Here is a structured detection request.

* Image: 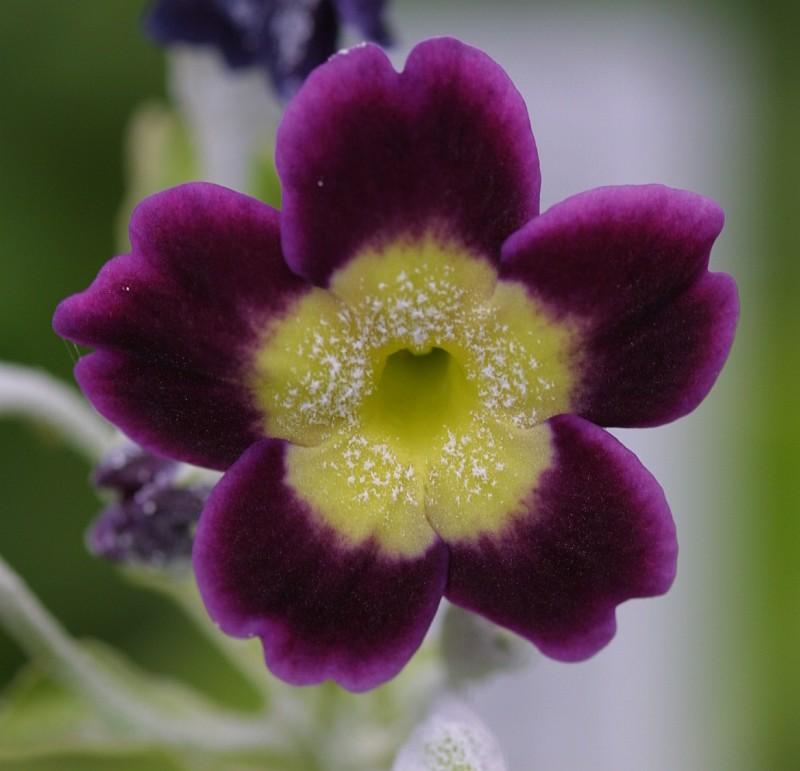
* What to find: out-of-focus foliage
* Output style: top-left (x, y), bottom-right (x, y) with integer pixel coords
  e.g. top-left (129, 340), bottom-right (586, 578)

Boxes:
top-left (747, 5), bottom-right (800, 768)
top-left (0, 2), bottom-right (268, 720)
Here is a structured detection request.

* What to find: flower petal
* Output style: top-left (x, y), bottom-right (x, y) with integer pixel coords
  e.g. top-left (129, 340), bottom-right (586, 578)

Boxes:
top-left (53, 183), bottom-right (307, 469)
top-left (193, 439), bottom-right (449, 691)
top-left (277, 37), bottom-right (540, 285)
top-left (73, 351), bottom-right (260, 470)
top-left (445, 414), bottom-right (676, 661)
top-left (501, 185), bottom-right (738, 427)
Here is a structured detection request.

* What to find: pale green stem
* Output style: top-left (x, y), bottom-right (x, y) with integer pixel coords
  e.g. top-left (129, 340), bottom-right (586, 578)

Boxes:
top-left (141, 570), bottom-right (316, 736)
top-left (126, 569), bottom-right (275, 699)
top-left (0, 553), bottom-right (295, 755)
top-left (144, 568), bottom-right (437, 770)
top-left (0, 363), bottom-right (114, 462)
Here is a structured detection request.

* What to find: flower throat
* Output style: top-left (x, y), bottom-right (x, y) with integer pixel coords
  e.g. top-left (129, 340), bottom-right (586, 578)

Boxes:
top-left (360, 347), bottom-right (477, 452)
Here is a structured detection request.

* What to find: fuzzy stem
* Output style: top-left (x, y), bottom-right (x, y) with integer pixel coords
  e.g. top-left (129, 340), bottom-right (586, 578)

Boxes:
top-left (0, 553), bottom-right (294, 755)
top-left (126, 569), bottom-right (275, 698)
top-left (0, 363), bottom-right (114, 462)
top-left (130, 568), bottom-right (316, 738)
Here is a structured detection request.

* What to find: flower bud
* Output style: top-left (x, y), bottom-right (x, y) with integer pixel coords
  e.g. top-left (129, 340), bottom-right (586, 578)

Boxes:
top-left (92, 444), bottom-right (176, 495)
top-left (392, 696), bottom-right (507, 771)
top-left (441, 603), bottom-right (533, 685)
top-left (87, 482), bottom-right (209, 566)
top-left (88, 444), bottom-right (209, 566)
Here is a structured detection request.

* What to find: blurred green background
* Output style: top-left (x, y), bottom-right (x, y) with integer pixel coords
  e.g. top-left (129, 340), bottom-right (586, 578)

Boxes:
top-left (0, 0), bottom-right (263, 746)
top-left (1, 1), bottom-right (798, 769)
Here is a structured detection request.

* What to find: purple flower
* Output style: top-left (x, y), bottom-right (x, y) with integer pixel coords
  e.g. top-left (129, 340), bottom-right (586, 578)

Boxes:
top-left (54, 38), bottom-right (738, 691)
top-left (88, 445), bottom-right (209, 565)
top-left (145, 0), bottom-right (392, 98)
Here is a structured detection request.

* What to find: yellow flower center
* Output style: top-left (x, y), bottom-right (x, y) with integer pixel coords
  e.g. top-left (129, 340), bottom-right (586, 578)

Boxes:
top-left (361, 347), bottom-right (476, 454)
top-left (249, 235), bottom-right (580, 555)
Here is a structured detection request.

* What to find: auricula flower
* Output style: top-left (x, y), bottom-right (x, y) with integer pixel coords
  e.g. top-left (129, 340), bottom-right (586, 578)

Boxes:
top-left (145, 0), bottom-right (392, 98)
top-left (54, 38), bottom-right (738, 691)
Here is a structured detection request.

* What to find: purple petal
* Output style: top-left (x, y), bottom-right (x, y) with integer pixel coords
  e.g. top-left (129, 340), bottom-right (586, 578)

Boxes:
top-left (74, 351), bottom-right (264, 470)
top-left (193, 439), bottom-right (449, 691)
top-left (446, 414), bottom-right (677, 662)
top-left (277, 37), bottom-right (540, 286)
top-left (54, 183), bottom-right (308, 469)
top-left (501, 185), bottom-right (738, 427)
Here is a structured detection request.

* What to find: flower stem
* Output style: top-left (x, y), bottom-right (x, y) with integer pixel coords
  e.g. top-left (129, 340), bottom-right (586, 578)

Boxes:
top-left (0, 553), bottom-right (294, 755)
top-left (0, 363), bottom-right (114, 462)
top-left (127, 567), bottom-right (315, 737)
top-left (126, 568), bottom-right (274, 695)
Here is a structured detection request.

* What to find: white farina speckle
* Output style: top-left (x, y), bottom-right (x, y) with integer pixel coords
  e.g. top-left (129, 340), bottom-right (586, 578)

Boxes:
top-left (270, 263), bottom-right (561, 499)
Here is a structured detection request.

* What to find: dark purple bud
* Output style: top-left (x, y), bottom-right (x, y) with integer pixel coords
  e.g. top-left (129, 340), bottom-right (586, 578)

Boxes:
top-left (87, 482), bottom-right (210, 566)
top-left (92, 444), bottom-right (177, 497)
top-left (146, 0), bottom-right (264, 69)
top-left (144, 0), bottom-right (393, 99)
top-left (331, 0), bottom-right (392, 46)
top-left (258, 0), bottom-right (339, 100)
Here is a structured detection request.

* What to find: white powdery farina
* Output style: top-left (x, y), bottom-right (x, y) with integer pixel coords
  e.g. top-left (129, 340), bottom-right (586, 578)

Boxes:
top-left (321, 434), bottom-right (418, 505)
top-left (278, 263), bottom-right (558, 440)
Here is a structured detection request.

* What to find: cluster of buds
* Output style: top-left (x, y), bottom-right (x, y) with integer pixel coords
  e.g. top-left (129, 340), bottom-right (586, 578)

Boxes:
top-left (87, 444), bottom-right (211, 566)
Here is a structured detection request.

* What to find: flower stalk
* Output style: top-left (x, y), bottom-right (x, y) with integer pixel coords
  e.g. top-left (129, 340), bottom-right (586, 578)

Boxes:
top-left (0, 362), bottom-right (115, 462)
top-left (0, 552), bottom-right (295, 755)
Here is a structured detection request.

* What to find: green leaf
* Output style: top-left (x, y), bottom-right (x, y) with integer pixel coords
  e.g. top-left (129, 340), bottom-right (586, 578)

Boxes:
top-left (249, 143), bottom-right (282, 209)
top-left (0, 638), bottom-right (298, 765)
top-left (0, 753), bottom-right (186, 771)
top-left (0, 665), bottom-right (152, 760)
top-left (0, 659), bottom-right (303, 770)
